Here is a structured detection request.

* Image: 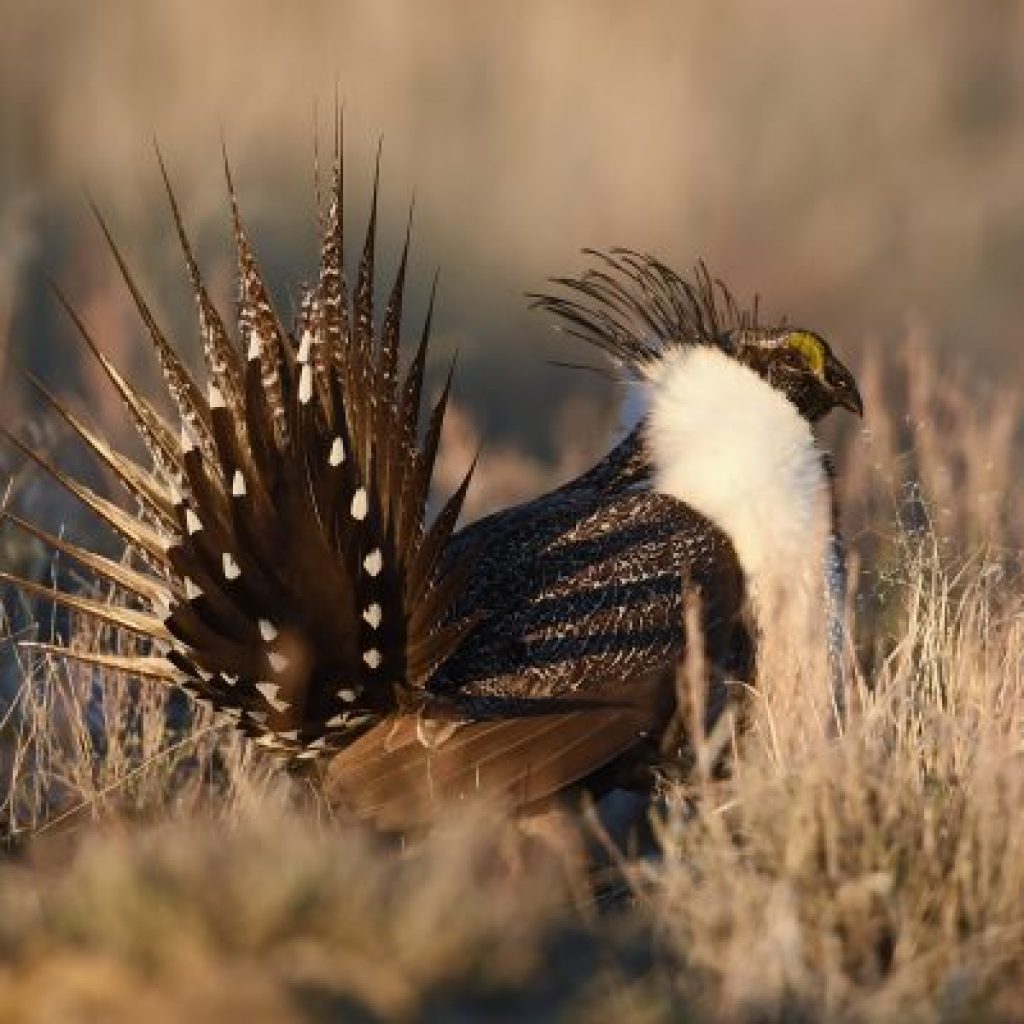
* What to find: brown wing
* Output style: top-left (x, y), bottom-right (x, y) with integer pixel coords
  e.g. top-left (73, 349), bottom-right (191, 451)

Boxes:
top-left (321, 669), bottom-right (673, 830)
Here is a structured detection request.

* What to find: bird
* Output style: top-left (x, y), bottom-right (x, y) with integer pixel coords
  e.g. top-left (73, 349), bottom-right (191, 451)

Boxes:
top-left (1, 134), bottom-right (863, 831)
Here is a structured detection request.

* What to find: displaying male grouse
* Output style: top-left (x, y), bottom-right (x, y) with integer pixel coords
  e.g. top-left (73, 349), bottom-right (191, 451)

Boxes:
top-left (1, 136), bottom-right (862, 829)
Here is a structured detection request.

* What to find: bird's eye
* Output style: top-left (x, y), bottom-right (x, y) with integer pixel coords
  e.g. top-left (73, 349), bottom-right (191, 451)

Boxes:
top-left (785, 331), bottom-right (826, 378)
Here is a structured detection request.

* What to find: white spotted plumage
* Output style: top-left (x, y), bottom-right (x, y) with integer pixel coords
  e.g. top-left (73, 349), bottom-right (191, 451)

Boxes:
top-left (298, 363), bottom-right (313, 404)
top-left (185, 507), bottom-right (203, 535)
top-left (256, 680), bottom-right (289, 712)
top-left (350, 488), bottom-right (368, 521)
top-left (328, 436), bottom-right (344, 466)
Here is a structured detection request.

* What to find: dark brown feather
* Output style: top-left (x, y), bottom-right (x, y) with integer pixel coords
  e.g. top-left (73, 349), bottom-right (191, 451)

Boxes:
top-left (20, 643), bottom-right (181, 682)
top-left (23, 373), bottom-right (176, 530)
top-left (90, 201), bottom-right (217, 464)
top-left (48, 282), bottom-right (183, 481)
top-left (323, 670), bottom-right (669, 830)
top-left (156, 145), bottom-right (246, 427)
top-left (1, 427), bottom-right (172, 568)
top-left (0, 571), bottom-right (171, 642)
top-left (2, 512), bottom-right (174, 607)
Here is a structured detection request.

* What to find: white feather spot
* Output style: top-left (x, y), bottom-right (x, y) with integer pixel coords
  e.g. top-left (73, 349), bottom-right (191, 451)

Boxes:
top-left (254, 733), bottom-right (278, 748)
top-left (328, 436), bottom-right (345, 466)
top-left (308, 736), bottom-right (327, 749)
top-left (232, 470), bottom-right (247, 497)
top-left (350, 487), bottom-right (368, 521)
top-left (208, 383), bottom-right (225, 409)
top-left (362, 648), bottom-right (382, 670)
top-left (296, 749), bottom-right (320, 761)
top-left (168, 480), bottom-right (184, 506)
top-left (185, 508), bottom-right (203, 536)
top-left (279, 729), bottom-right (299, 741)
top-left (298, 363), bottom-right (314, 405)
top-left (338, 687), bottom-right (358, 703)
top-left (222, 673), bottom-right (239, 686)
top-left (196, 667), bottom-right (213, 683)
top-left (180, 422), bottom-right (196, 454)
top-left (268, 651), bottom-right (289, 674)
top-left (326, 713), bottom-right (350, 728)
top-left (297, 329), bottom-right (313, 363)
top-left (362, 603), bottom-right (382, 629)
top-left (247, 330), bottom-right (262, 362)
top-left (184, 577), bottom-right (202, 601)
top-left (222, 553), bottom-right (241, 580)
top-left (256, 681), bottom-right (290, 713)
top-left (363, 548), bottom-right (382, 577)
top-left (153, 594), bottom-right (173, 623)
top-left (258, 619), bottom-right (278, 643)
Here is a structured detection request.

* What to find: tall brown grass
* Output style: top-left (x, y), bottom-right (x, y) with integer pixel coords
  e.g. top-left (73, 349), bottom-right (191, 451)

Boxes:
top-left (1, 340), bottom-right (1023, 1021)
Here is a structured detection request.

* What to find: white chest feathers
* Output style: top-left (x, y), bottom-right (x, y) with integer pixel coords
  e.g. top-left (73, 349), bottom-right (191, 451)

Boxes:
top-left (634, 346), bottom-right (831, 638)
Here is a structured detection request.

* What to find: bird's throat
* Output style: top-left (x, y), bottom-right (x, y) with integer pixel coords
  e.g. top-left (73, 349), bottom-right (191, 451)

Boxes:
top-left (636, 346), bottom-right (833, 659)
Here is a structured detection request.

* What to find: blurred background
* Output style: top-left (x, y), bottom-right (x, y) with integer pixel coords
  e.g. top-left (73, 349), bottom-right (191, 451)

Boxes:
top-left (1, 0), bottom-right (1023, 523)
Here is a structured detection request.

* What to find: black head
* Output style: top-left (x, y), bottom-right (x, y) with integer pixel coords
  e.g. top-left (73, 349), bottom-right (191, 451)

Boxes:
top-left (729, 328), bottom-right (863, 422)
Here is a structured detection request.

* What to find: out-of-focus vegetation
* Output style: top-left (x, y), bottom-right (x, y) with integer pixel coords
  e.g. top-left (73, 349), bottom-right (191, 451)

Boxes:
top-left (2, 1), bottom-right (1024, 456)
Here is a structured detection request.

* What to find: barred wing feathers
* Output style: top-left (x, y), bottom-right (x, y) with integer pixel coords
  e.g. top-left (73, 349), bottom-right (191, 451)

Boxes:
top-left (3, 145), bottom-right (477, 762)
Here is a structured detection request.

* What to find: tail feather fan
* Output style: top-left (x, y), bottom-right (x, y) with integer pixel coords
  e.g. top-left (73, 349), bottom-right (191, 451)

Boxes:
top-left (4, 138), bottom-right (478, 763)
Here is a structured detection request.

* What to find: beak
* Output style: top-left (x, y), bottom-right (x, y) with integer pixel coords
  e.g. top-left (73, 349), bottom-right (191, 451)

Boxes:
top-left (826, 354), bottom-right (863, 417)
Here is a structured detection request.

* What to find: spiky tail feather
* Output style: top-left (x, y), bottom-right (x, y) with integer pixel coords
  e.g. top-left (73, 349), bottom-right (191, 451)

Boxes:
top-left (4, 132), bottom-right (478, 763)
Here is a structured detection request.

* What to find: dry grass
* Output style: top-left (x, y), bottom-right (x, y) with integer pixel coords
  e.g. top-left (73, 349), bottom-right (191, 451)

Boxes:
top-left (1, 342), bottom-right (1023, 1021)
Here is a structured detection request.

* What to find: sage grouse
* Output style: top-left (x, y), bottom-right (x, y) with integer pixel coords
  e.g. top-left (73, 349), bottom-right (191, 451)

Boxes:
top-left (2, 142), bottom-right (862, 829)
